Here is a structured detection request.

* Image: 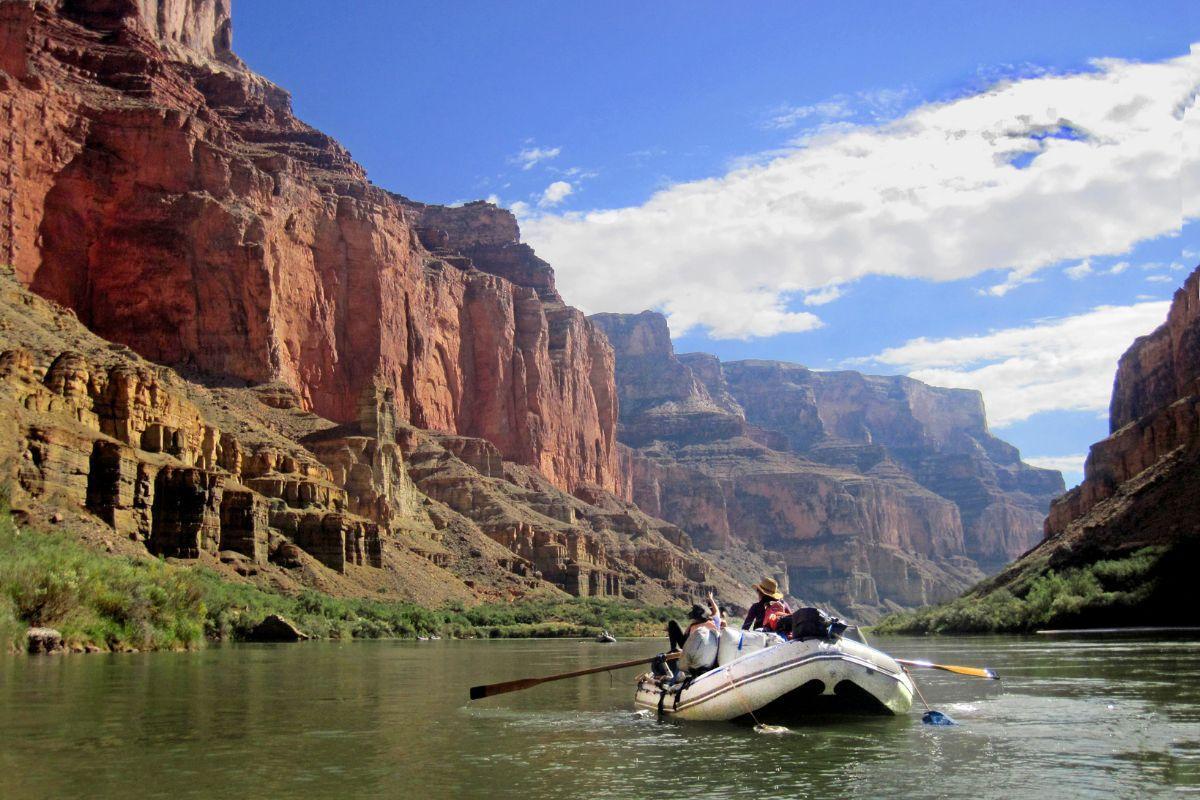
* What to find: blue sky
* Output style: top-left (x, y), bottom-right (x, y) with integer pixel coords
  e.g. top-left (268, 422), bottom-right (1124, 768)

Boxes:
top-left (233, 2), bottom-right (1200, 486)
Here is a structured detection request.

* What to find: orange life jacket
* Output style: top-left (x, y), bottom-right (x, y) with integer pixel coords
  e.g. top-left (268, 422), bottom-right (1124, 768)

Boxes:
top-left (762, 600), bottom-right (789, 631)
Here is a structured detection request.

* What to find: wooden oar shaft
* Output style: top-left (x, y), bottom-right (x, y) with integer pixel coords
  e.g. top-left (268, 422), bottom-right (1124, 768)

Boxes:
top-left (470, 652), bottom-right (679, 700)
top-left (895, 658), bottom-right (999, 680)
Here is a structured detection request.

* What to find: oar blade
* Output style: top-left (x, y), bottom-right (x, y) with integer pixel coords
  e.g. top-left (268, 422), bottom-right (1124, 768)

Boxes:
top-left (470, 677), bottom-right (541, 700)
top-left (896, 658), bottom-right (1000, 680)
top-left (950, 665), bottom-right (998, 680)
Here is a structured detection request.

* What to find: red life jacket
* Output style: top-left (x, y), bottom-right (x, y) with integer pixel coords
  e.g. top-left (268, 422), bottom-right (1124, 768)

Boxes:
top-left (762, 600), bottom-right (789, 631)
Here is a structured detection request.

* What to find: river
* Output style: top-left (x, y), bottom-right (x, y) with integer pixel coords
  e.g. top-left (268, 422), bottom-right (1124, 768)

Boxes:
top-left (1, 634), bottom-right (1197, 798)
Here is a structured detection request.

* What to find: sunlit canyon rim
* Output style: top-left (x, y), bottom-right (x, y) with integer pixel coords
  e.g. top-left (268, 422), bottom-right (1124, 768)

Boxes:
top-left (11, 0), bottom-right (1193, 627)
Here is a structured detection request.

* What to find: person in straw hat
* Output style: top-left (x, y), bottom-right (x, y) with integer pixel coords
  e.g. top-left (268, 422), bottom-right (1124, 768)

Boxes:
top-left (742, 577), bottom-right (791, 632)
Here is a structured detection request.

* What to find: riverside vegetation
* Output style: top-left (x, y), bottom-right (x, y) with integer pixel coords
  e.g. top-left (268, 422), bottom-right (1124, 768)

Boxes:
top-left (873, 544), bottom-right (1182, 634)
top-left (0, 506), bottom-right (678, 653)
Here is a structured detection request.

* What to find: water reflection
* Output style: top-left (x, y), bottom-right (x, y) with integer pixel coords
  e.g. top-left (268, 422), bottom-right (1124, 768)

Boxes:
top-left (0, 635), bottom-right (1197, 798)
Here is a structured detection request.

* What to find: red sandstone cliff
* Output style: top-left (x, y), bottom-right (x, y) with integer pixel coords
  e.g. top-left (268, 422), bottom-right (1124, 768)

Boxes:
top-left (0, 0), bottom-right (620, 497)
top-left (592, 311), bottom-right (1063, 620)
top-left (0, 0), bottom-right (756, 610)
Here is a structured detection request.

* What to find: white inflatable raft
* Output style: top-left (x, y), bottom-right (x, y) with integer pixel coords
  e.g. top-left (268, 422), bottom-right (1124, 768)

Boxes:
top-left (634, 629), bottom-right (914, 722)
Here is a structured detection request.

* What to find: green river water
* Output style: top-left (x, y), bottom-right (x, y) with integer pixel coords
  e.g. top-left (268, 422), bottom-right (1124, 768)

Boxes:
top-left (1, 634), bottom-right (1198, 799)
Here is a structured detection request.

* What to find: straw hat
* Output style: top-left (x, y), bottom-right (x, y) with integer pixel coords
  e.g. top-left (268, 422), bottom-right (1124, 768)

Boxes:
top-left (753, 577), bottom-right (784, 600)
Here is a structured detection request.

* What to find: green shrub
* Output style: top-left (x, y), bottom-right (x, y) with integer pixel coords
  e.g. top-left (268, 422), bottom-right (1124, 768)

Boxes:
top-left (874, 546), bottom-right (1171, 635)
top-left (0, 496), bottom-right (681, 651)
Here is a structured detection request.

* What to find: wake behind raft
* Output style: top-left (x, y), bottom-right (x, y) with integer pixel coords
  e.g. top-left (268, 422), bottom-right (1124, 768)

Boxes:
top-left (469, 615), bottom-right (998, 726)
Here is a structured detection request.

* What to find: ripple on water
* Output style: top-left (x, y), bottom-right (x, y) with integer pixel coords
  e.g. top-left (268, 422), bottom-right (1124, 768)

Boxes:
top-left (2, 636), bottom-right (1199, 799)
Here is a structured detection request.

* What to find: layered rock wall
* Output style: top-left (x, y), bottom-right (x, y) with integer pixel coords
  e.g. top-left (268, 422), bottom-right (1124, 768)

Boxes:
top-left (593, 311), bottom-right (1062, 619)
top-left (0, 267), bottom-right (736, 605)
top-left (717, 361), bottom-right (1062, 569)
top-left (0, 0), bottom-right (621, 497)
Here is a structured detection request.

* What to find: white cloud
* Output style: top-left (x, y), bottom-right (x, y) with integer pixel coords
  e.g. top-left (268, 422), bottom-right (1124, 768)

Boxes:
top-left (1107, 260), bottom-right (1130, 274)
top-left (512, 145), bottom-right (561, 171)
top-left (982, 268), bottom-right (1043, 296)
top-left (538, 180), bottom-right (574, 208)
top-left (509, 200), bottom-right (532, 219)
top-left (1024, 454), bottom-right (1087, 485)
top-left (766, 99), bottom-right (854, 129)
top-left (523, 47), bottom-right (1199, 339)
top-left (765, 87), bottom-right (915, 130)
top-left (855, 301), bottom-right (1170, 427)
top-left (1064, 259), bottom-right (1093, 279)
top-left (1146, 274), bottom-right (1176, 283)
top-left (802, 285), bottom-right (844, 306)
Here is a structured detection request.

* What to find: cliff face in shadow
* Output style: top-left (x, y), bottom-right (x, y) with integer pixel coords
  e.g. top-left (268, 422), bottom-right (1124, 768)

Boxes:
top-left (879, 266), bottom-right (1200, 634)
top-left (592, 311), bottom-right (1063, 621)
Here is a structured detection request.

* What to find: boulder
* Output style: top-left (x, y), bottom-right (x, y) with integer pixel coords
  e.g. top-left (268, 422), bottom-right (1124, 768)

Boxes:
top-left (246, 614), bottom-right (309, 643)
top-left (26, 627), bottom-right (64, 654)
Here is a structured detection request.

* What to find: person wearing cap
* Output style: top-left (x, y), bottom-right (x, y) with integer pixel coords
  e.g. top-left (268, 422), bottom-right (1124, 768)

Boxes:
top-left (742, 577), bottom-right (791, 632)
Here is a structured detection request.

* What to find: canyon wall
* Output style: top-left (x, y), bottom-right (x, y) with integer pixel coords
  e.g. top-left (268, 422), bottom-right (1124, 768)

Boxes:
top-left (957, 266), bottom-right (1199, 625)
top-left (0, 265), bottom-right (735, 606)
top-left (0, 0), bottom-right (752, 609)
top-left (1043, 266), bottom-right (1200, 542)
top-left (592, 311), bottom-right (1063, 620)
top-left (0, 0), bottom-right (621, 497)
top-left (0, 1), bottom-right (1075, 621)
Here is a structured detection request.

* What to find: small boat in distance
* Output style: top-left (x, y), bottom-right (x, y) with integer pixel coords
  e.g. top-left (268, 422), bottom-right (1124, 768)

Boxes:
top-left (635, 628), bottom-right (914, 722)
top-left (595, 630), bottom-right (617, 643)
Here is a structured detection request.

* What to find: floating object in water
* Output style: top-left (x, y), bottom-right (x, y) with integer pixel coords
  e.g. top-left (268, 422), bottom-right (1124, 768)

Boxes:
top-left (753, 723), bottom-right (791, 735)
top-left (922, 710), bottom-right (956, 726)
top-left (635, 630), bottom-right (915, 722)
top-left (596, 631), bottom-right (617, 643)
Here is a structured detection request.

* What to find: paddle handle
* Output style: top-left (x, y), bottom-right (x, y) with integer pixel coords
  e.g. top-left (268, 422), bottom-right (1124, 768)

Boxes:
top-left (470, 652), bottom-right (679, 700)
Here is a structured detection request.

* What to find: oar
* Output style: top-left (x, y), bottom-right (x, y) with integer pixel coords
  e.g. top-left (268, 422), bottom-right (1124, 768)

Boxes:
top-left (896, 658), bottom-right (999, 680)
top-left (469, 652), bottom-right (678, 700)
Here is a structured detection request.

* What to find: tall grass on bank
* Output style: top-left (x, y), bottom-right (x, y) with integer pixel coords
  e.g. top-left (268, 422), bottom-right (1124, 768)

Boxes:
top-left (873, 546), bottom-right (1168, 634)
top-left (0, 506), bottom-right (677, 652)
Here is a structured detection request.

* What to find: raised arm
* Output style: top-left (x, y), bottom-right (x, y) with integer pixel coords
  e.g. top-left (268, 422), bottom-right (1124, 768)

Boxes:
top-left (707, 592), bottom-right (722, 629)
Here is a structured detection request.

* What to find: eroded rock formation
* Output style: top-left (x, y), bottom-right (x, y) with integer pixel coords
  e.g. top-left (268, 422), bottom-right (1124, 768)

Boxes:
top-left (592, 311), bottom-right (1063, 620)
top-left (0, 267), bottom-right (735, 606)
top-left (0, 0), bottom-right (620, 497)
